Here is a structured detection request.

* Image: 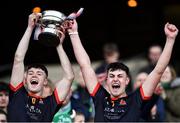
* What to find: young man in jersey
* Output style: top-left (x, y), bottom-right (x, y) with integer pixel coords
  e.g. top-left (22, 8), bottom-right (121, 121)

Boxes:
top-left (7, 12), bottom-right (74, 122)
top-left (67, 20), bottom-right (178, 122)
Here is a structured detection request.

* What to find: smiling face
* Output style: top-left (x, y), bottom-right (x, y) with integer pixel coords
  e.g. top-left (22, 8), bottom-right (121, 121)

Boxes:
top-left (25, 68), bottom-right (47, 96)
top-left (106, 69), bottom-right (130, 98)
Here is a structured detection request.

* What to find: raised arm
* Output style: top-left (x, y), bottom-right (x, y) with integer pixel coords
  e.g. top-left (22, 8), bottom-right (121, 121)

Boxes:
top-left (55, 30), bottom-right (74, 101)
top-left (10, 13), bottom-right (41, 87)
top-left (142, 22), bottom-right (178, 97)
top-left (67, 20), bottom-right (98, 94)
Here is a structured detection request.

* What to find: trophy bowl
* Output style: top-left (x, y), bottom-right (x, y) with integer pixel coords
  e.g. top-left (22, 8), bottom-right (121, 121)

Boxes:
top-left (38, 10), bottom-right (66, 47)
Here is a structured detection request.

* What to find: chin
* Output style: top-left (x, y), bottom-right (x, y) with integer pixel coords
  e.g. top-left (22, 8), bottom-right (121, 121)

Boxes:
top-left (111, 92), bottom-right (120, 97)
top-left (30, 90), bottom-right (37, 93)
top-left (29, 88), bottom-right (39, 93)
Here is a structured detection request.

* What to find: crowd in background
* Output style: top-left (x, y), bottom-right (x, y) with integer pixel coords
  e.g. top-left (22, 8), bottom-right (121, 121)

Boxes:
top-left (1, 41), bottom-right (180, 122)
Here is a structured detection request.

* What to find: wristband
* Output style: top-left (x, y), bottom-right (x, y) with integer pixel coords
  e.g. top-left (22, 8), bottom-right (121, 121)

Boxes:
top-left (69, 32), bottom-right (78, 35)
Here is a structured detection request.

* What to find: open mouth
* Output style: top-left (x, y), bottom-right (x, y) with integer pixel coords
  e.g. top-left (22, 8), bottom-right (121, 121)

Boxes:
top-left (30, 79), bottom-right (39, 85)
top-left (112, 84), bottom-right (120, 89)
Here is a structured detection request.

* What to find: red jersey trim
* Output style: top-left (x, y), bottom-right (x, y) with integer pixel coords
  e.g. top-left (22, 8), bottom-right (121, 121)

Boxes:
top-left (9, 82), bottom-right (24, 92)
top-left (111, 97), bottom-right (119, 101)
top-left (28, 92), bottom-right (42, 99)
top-left (140, 85), bottom-right (151, 100)
top-left (54, 88), bottom-right (62, 105)
top-left (90, 82), bottom-right (100, 97)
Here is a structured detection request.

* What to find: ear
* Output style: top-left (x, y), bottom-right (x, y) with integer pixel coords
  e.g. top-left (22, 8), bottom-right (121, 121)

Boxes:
top-left (125, 77), bottom-right (130, 85)
top-left (24, 72), bottom-right (27, 78)
top-left (23, 73), bottom-right (28, 87)
top-left (43, 78), bottom-right (48, 86)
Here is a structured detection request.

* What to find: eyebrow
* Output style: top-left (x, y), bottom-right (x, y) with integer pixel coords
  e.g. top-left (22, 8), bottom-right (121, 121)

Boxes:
top-left (109, 72), bottom-right (124, 75)
top-left (37, 71), bottom-right (44, 74)
top-left (27, 70), bottom-right (44, 74)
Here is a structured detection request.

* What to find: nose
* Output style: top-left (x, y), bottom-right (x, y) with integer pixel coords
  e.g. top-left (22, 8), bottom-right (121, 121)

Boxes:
top-left (32, 74), bottom-right (38, 78)
top-left (113, 76), bottom-right (118, 82)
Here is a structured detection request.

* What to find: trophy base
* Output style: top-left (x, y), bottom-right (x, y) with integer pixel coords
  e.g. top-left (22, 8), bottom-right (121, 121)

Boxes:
top-left (38, 32), bottom-right (60, 47)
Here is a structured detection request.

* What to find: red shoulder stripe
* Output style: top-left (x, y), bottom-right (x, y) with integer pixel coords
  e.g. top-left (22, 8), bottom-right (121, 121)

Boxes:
top-left (90, 82), bottom-right (100, 97)
top-left (140, 86), bottom-right (151, 100)
top-left (9, 82), bottom-right (24, 92)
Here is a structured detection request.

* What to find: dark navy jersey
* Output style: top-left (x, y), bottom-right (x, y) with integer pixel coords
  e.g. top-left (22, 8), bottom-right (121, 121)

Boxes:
top-left (90, 83), bottom-right (151, 122)
top-left (7, 82), bottom-right (62, 122)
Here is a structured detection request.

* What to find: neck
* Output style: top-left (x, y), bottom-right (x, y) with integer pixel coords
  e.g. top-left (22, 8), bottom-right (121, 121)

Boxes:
top-left (28, 91), bottom-right (43, 98)
top-left (111, 92), bottom-right (127, 99)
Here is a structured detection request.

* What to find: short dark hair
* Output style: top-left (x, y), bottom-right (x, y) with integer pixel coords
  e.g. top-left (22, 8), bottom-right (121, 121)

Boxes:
top-left (0, 82), bottom-right (9, 93)
top-left (106, 62), bottom-right (130, 77)
top-left (26, 64), bottom-right (48, 77)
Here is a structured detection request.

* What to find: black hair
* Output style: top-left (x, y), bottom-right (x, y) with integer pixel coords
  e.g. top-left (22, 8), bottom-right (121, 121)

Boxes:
top-left (26, 64), bottom-right (48, 77)
top-left (0, 82), bottom-right (9, 93)
top-left (106, 62), bottom-right (130, 77)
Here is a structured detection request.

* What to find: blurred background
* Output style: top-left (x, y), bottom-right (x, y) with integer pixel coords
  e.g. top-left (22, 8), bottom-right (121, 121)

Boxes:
top-left (0, 0), bottom-right (180, 81)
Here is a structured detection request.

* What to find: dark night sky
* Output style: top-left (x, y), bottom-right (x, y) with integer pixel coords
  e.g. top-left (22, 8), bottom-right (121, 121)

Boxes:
top-left (0, 0), bottom-right (180, 75)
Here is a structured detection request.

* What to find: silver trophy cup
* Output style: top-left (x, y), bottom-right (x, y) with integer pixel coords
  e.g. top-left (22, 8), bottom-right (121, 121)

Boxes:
top-left (37, 10), bottom-right (67, 47)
